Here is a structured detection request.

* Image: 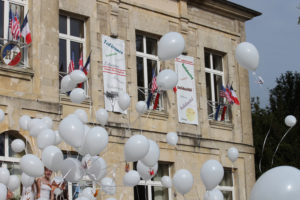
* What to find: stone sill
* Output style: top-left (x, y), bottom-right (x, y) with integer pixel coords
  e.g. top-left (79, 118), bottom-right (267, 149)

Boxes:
top-left (141, 109), bottom-right (169, 120)
top-left (0, 64), bottom-right (34, 81)
top-left (209, 119), bottom-right (233, 130)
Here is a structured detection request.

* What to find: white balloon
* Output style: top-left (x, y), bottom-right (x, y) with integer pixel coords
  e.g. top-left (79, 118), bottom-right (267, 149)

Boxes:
top-left (41, 116), bottom-right (53, 129)
top-left (70, 70), bottom-right (87, 84)
top-left (74, 109), bottom-right (88, 123)
top-left (37, 129), bottom-right (56, 149)
top-left (29, 119), bottom-right (48, 137)
top-left (59, 115), bottom-right (85, 148)
top-left (96, 108), bottom-right (109, 126)
top-left (235, 42), bottom-right (259, 71)
top-left (200, 160), bottom-right (224, 190)
top-left (166, 132), bottom-right (178, 146)
top-left (0, 109), bottom-right (4, 122)
top-left (285, 115), bottom-right (297, 127)
top-left (61, 75), bottom-right (77, 93)
top-left (76, 125), bottom-right (90, 156)
top-left (173, 169), bottom-right (193, 195)
top-left (19, 115), bottom-right (31, 130)
top-left (250, 166), bottom-right (300, 200)
top-left (21, 173), bottom-right (34, 187)
top-left (70, 88), bottom-right (86, 104)
top-left (228, 147), bottom-right (239, 163)
top-left (0, 183), bottom-right (7, 200)
top-left (136, 101), bottom-right (147, 115)
top-left (101, 177), bottom-right (116, 195)
top-left (0, 167), bottom-right (10, 185)
top-left (7, 175), bottom-right (20, 191)
top-left (79, 187), bottom-right (96, 200)
top-left (106, 198), bottom-right (116, 200)
top-left (124, 135), bottom-right (150, 162)
top-left (204, 188), bottom-right (224, 200)
top-left (118, 92), bottom-right (131, 111)
top-left (82, 155), bottom-right (107, 181)
top-left (20, 154), bottom-right (44, 177)
top-left (137, 161), bottom-right (158, 181)
top-left (161, 176), bottom-right (172, 188)
top-left (156, 69), bottom-right (178, 91)
top-left (141, 139), bottom-right (160, 167)
top-left (60, 158), bottom-right (84, 183)
top-left (42, 145), bottom-right (63, 171)
top-left (158, 32), bottom-right (185, 61)
top-left (54, 130), bottom-right (62, 146)
top-left (86, 126), bottom-right (108, 156)
top-left (123, 170), bottom-right (140, 187)
top-left (11, 139), bottom-right (25, 153)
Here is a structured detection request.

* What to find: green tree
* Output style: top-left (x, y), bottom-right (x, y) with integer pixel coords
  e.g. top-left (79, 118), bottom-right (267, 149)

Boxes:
top-left (252, 71), bottom-right (300, 178)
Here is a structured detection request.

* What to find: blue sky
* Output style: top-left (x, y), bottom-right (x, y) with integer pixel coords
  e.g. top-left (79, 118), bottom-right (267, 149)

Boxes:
top-left (229, 0), bottom-right (300, 107)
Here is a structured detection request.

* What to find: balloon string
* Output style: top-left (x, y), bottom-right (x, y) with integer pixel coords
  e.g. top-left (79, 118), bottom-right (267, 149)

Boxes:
top-left (271, 126), bottom-right (293, 167)
top-left (259, 120), bottom-right (273, 173)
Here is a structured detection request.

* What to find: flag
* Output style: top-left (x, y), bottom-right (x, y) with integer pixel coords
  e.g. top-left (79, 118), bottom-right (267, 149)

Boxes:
top-left (215, 104), bottom-right (221, 120)
top-left (12, 13), bottom-right (21, 40)
top-left (153, 93), bottom-right (160, 110)
top-left (219, 86), bottom-right (226, 98)
top-left (79, 51), bottom-right (83, 70)
top-left (221, 105), bottom-right (227, 121)
top-left (151, 75), bottom-right (157, 93)
top-left (21, 13), bottom-right (32, 44)
top-left (230, 85), bottom-right (240, 105)
top-left (226, 85), bottom-right (234, 105)
top-left (221, 85), bottom-right (233, 103)
top-left (82, 52), bottom-right (90, 75)
top-left (68, 52), bottom-right (75, 73)
top-left (146, 92), bottom-right (153, 109)
top-left (8, 9), bottom-right (13, 40)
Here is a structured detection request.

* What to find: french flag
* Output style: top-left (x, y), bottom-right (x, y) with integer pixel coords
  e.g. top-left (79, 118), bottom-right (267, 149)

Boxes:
top-left (82, 53), bottom-right (91, 75)
top-left (21, 13), bottom-right (32, 44)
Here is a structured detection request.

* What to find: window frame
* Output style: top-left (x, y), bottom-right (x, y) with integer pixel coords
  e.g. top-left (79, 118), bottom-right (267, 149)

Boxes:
top-left (216, 168), bottom-right (235, 200)
top-left (136, 32), bottom-right (164, 111)
top-left (1, 0), bottom-right (28, 67)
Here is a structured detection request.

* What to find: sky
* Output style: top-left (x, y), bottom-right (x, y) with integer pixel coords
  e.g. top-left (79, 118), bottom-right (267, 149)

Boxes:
top-left (229, 0), bottom-right (300, 107)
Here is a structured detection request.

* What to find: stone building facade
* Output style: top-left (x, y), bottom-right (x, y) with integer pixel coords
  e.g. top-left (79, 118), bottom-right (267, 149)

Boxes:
top-left (0, 0), bottom-right (260, 199)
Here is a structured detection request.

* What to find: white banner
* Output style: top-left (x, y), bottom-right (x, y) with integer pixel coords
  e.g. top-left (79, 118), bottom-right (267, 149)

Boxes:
top-left (102, 35), bottom-right (126, 113)
top-left (175, 55), bottom-right (198, 124)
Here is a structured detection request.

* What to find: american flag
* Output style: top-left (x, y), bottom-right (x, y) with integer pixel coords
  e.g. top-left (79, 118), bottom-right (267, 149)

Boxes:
top-left (12, 14), bottom-right (21, 40)
top-left (151, 69), bottom-right (157, 93)
top-left (68, 52), bottom-right (75, 74)
top-left (219, 85), bottom-right (226, 97)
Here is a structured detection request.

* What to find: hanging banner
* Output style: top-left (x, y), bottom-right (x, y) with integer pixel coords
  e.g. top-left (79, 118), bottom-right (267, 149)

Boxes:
top-left (102, 35), bottom-right (126, 113)
top-left (175, 55), bottom-right (198, 125)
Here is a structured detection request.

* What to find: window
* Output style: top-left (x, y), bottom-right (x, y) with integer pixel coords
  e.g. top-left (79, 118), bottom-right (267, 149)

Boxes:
top-left (136, 33), bottom-right (163, 110)
top-left (0, 131), bottom-right (29, 197)
top-left (134, 162), bottom-right (172, 200)
top-left (59, 14), bottom-right (86, 92)
top-left (205, 50), bottom-right (231, 121)
top-left (217, 168), bottom-right (235, 200)
top-left (0, 0), bottom-right (28, 66)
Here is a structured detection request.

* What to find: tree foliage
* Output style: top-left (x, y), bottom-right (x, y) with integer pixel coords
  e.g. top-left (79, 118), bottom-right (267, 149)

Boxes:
top-left (251, 71), bottom-right (300, 178)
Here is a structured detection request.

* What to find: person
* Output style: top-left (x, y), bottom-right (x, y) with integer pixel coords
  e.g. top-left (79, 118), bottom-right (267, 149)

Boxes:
top-left (20, 183), bottom-right (36, 200)
top-left (6, 189), bottom-right (13, 200)
top-left (36, 167), bottom-right (54, 200)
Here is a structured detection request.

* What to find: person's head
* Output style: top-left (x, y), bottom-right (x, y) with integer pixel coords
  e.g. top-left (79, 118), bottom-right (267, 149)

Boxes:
top-left (44, 167), bottom-right (52, 180)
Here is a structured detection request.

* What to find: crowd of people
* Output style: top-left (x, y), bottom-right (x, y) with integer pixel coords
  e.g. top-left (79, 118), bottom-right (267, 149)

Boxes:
top-left (7, 167), bottom-right (67, 200)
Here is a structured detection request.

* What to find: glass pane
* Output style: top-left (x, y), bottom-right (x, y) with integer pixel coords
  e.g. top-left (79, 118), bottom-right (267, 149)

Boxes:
top-left (134, 185), bottom-right (148, 200)
top-left (59, 39), bottom-right (67, 73)
top-left (136, 57), bottom-right (145, 101)
top-left (213, 54), bottom-right (223, 71)
top-left (9, 3), bottom-right (24, 43)
top-left (152, 186), bottom-right (168, 200)
top-left (222, 190), bottom-right (233, 200)
top-left (70, 41), bottom-right (83, 70)
top-left (0, 134), bottom-right (4, 156)
top-left (205, 52), bottom-right (210, 68)
top-left (146, 37), bottom-right (157, 55)
top-left (214, 74), bottom-right (223, 103)
top-left (63, 151), bottom-right (82, 160)
top-left (153, 163), bottom-right (168, 181)
top-left (70, 17), bottom-right (84, 38)
top-left (136, 34), bottom-right (143, 52)
top-left (7, 163), bottom-right (22, 197)
top-left (0, 1), bottom-right (4, 40)
top-left (59, 15), bottom-right (67, 34)
top-left (72, 181), bottom-right (92, 199)
top-left (220, 169), bottom-right (233, 186)
top-left (147, 59), bottom-right (157, 88)
top-left (9, 135), bottom-right (25, 158)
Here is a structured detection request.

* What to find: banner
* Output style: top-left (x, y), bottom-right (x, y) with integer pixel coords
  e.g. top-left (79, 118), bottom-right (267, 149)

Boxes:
top-left (102, 35), bottom-right (126, 113)
top-left (175, 55), bottom-right (198, 124)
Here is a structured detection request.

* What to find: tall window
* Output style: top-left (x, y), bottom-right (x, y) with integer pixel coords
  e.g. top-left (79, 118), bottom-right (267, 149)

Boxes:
top-left (0, 0), bottom-right (28, 66)
top-left (217, 168), bottom-right (235, 200)
top-left (59, 14), bottom-right (86, 91)
top-left (0, 131), bottom-right (29, 197)
top-left (205, 50), bottom-right (226, 120)
top-left (136, 33), bottom-right (163, 110)
top-left (134, 162), bottom-right (172, 200)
